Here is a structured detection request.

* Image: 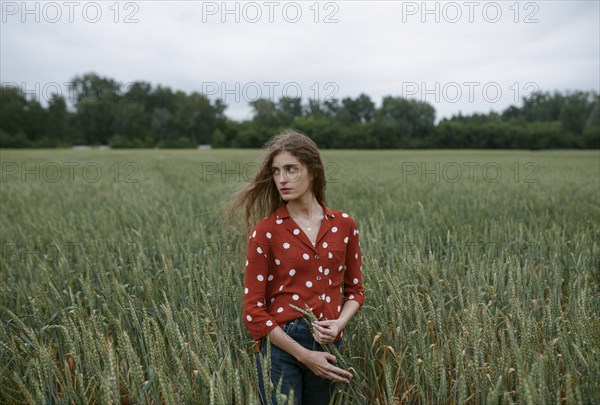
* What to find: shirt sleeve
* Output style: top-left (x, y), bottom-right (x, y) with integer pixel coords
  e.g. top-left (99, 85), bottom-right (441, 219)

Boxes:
top-left (242, 225), bottom-right (280, 341)
top-left (343, 217), bottom-right (365, 307)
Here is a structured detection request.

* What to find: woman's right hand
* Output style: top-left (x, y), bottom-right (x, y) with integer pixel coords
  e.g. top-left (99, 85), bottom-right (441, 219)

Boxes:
top-left (300, 350), bottom-right (353, 383)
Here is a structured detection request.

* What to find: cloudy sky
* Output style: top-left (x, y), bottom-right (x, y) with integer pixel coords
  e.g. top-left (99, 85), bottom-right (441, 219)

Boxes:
top-left (2, 0), bottom-right (599, 122)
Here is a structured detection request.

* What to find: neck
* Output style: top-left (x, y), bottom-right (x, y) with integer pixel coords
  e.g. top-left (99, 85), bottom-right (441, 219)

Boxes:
top-left (286, 195), bottom-right (320, 220)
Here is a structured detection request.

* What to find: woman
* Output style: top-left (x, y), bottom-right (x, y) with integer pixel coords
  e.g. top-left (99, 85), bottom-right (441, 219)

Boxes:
top-left (227, 129), bottom-right (365, 404)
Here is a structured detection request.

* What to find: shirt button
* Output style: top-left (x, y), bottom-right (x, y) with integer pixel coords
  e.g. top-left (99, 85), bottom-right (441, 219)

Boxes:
top-left (316, 276), bottom-right (322, 281)
top-left (314, 255), bottom-right (319, 260)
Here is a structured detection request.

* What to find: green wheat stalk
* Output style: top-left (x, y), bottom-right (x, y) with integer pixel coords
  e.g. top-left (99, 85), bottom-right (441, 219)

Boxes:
top-left (288, 303), bottom-right (368, 402)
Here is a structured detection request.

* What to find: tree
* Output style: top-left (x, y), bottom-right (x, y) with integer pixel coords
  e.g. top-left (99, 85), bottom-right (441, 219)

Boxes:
top-left (322, 98), bottom-right (340, 118)
top-left (292, 116), bottom-right (343, 148)
top-left (278, 97), bottom-right (303, 125)
top-left (0, 85), bottom-right (27, 136)
top-left (45, 94), bottom-right (70, 146)
top-left (341, 93), bottom-right (375, 124)
top-left (69, 73), bottom-right (122, 144)
top-left (212, 129), bottom-right (226, 148)
top-left (582, 94), bottom-right (600, 148)
top-left (156, 90), bottom-right (219, 146)
top-left (250, 98), bottom-right (281, 128)
top-left (304, 99), bottom-right (326, 118)
top-left (376, 96), bottom-right (435, 147)
top-left (75, 97), bottom-right (117, 144)
top-left (69, 72), bottom-right (121, 105)
top-left (114, 102), bottom-right (149, 143)
top-left (560, 91), bottom-right (595, 135)
top-left (22, 99), bottom-right (48, 144)
top-left (520, 91), bottom-right (564, 122)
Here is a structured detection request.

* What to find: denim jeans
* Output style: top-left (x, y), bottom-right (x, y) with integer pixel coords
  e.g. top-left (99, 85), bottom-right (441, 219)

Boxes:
top-left (256, 317), bottom-right (343, 405)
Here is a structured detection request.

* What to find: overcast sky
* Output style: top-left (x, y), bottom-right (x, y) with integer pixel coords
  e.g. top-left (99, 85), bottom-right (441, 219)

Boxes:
top-left (2, 0), bottom-right (599, 122)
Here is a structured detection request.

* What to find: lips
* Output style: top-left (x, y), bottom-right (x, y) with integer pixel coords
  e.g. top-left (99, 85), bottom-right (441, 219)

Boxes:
top-left (280, 188), bottom-right (292, 193)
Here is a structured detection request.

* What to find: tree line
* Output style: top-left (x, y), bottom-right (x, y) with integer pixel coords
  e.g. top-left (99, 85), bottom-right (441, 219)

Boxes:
top-left (1, 72), bottom-right (598, 149)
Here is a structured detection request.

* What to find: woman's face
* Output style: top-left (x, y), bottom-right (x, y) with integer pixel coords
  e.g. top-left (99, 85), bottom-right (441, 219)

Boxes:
top-left (271, 151), bottom-right (313, 202)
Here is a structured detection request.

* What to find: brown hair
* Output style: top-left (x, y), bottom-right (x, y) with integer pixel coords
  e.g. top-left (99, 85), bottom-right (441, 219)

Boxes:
top-left (224, 128), bottom-right (327, 237)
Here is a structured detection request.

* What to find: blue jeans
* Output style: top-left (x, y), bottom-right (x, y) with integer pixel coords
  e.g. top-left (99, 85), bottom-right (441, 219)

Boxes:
top-left (256, 317), bottom-right (343, 405)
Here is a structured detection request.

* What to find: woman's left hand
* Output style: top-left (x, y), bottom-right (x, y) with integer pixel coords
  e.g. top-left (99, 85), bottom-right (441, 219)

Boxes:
top-left (312, 319), bottom-right (344, 345)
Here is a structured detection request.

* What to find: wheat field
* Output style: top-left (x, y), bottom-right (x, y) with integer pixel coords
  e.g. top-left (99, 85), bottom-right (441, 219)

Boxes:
top-left (1, 148), bottom-right (598, 404)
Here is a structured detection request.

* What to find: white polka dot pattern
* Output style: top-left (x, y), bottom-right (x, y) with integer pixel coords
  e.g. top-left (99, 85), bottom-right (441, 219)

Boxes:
top-left (242, 202), bottom-right (364, 344)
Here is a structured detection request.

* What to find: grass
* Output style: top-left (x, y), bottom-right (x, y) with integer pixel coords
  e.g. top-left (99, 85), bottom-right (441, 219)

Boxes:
top-left (0, 148), bottom-right (598, 404)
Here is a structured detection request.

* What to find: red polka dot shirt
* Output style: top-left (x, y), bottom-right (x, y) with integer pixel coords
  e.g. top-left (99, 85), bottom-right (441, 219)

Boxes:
top-left (242, 201), bottom-right (365, 351)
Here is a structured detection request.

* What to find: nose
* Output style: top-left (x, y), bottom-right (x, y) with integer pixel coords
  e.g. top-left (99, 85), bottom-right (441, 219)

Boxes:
top-left (277, 171), bottom-right (288, 184)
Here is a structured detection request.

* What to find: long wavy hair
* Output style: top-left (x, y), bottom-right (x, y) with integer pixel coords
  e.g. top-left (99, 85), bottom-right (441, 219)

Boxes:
top-left (224, 129), bottom-right (327, 238)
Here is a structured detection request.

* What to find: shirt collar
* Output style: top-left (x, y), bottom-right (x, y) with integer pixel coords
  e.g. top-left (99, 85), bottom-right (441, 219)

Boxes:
top-left (275, 201), bottom-right (335, 220)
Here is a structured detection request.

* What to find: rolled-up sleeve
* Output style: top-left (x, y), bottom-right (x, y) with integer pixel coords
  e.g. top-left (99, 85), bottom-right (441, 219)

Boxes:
top-left (343, 217), bottom-right (365, 307)
top-left (242, 226), bottom-right (280, 341)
